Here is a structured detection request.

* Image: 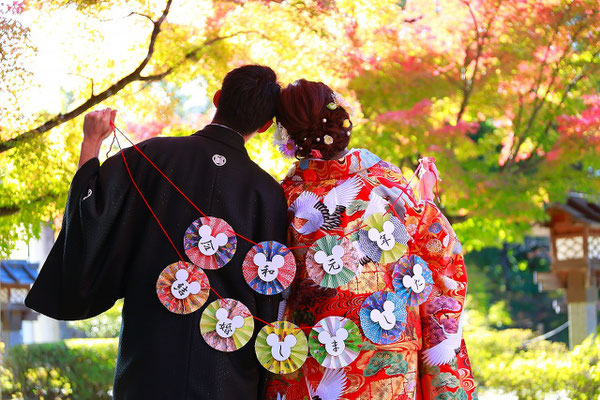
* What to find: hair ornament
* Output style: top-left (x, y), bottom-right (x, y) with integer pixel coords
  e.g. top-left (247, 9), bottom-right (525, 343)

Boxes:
top-left (273, 122), bottom-right (297, 158)
top-left (311, 149), bottom-right (323, 159)
top-left (346, 131), bottom-right (351, 136)
top-left (331, 91), bottom-right (356, 117)
top-left (273, 122), bottom-right (289, 144)
top-left (322, 118), bottom-right (327, 123)
top-left (326, 102), bottom-right (337, 110)
top-left (342, 119), bottom-right (351, 129)
top-left (316, 137), bottom-right (321, 142)
top-left (324, 135), bottom-right (334, 145)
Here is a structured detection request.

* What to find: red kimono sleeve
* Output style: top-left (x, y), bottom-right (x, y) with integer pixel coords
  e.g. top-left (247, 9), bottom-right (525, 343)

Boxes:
top-left (406, 201), bottom-right (478, 400)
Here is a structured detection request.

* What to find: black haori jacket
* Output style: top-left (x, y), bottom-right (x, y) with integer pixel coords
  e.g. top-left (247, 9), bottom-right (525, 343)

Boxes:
top-left (25, 125), bottom-right (288, 399)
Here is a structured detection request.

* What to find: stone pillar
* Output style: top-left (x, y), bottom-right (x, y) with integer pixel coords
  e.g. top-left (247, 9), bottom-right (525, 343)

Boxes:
top-left (566, 270), bottom-right (598, 349)
top-left (568, 302), bottom-right (597, 348)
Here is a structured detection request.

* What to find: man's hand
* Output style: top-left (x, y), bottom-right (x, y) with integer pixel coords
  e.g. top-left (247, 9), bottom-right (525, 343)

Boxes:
top-left (78, 108), bottom-right (118, 169)
top-left (83, 108), bottom-right (117, 143)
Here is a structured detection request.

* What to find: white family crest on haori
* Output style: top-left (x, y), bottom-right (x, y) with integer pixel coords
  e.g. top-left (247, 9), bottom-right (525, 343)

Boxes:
top-left (314, 244), bottom-right (345, 275)
top-left (197, 225), bottom-right (228, 256)
top-left (370, 300), bottom-right (397, 330)
top-left (214, 307), bottom-right (245, 338)
top-left (171, 269), bottom-right (202, 299)
top-left (289, 176), bottom-right (363, 235)
top-left (305, 367), bottom-right (348, 400)
top-left (254, 252), bottom-right (285, 283)
top-left (422, 313), bottom-right (464, 366)
top-left (266, 333), bottom-right (297, 362)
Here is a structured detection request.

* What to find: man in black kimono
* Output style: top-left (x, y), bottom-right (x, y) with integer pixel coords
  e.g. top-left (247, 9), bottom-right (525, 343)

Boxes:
top-left (25, 65), bottom-right (287, 399)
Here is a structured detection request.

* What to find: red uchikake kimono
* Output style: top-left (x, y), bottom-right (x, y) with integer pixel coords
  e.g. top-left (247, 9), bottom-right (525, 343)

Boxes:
top-left (265, 149), bottom-right (477, 400)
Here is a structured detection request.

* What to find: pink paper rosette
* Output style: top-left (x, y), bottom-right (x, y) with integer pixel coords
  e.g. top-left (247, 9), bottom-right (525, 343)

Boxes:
top-left (156, 261), bottom-right (210, 315)
top-left (200, 298), bottom-right (254, 352)
top-left (305, 235), bottom-right (359, 289)
top-left (184, 216), bottom-right (237, 270)
top-left (242, 241), bottom-right (296, 295)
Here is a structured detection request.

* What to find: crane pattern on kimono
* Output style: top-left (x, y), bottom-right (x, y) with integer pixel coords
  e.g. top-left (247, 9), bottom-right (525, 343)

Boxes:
top-left (289, 176), bottom-right (363, 235)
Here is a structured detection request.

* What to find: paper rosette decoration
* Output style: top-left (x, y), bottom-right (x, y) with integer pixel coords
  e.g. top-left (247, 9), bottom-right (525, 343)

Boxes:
top-left (156, 261), bottom-right (210, 314)
top-left (359, 291), bottom-right (407, 345)
top-left (184, 216), bottom-right (237, 270)
top-left (255, 321), bottom-right (308, 374)
top-left (200, 298), bottom-right (254, 352)
top-left (242, 241), bottom-right (296, 295)
top-left (392, 255), bottom-right (434, 307)
top-left (308, 316), bottom-right (362, 369)
top-left (305, 235), bottom-right (359, 288)
top-left (357, 213), bottom-right (410, 264)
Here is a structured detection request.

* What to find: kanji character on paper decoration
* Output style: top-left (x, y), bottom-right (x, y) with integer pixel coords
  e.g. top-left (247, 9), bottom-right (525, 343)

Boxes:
top-left (156, 261), bottom-right (210, 315)
top-left (200, 298), bottom-right (254, 352)
top-left (242, 241), bottom-right (296, 295)
top-left (184, 217), bottom-right (237, 270)
top-left (305, 235), bottom-right (359, 289)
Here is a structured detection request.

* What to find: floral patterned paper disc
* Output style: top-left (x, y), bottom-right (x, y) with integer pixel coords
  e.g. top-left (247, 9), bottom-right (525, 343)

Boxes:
top-left (242, 241), bottom-right (296, 295)
top-left (184, 216), bottom-right (237, 270)
top-left (200, 298), bottom-right (254, 352)
top-left (357, 213), bottom-right (410, 264)
top-left (359, 291), bottom-right (407, 345)
top-left (156, 261), bottom-right (210, 315)
top-left (308, 316), bottom-right (362, 369)
top-left (392, 255), bottom-right (434, 307)
top-left (255, 321), bottom-right (308, 374)
top-left (305, 235), bottom-right (359, 289)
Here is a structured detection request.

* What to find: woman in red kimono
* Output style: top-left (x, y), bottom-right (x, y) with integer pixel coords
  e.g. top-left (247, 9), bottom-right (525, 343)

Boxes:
top-left (264, 80), bottom-right (477, 400)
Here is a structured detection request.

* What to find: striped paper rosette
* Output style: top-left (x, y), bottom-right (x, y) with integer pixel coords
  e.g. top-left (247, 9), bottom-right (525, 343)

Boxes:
top-left (200, 298), bottom-right (254, 352)
top-left (242, 241), bottom-right (296, 295)
top-left (255, 321), bottom-right (307, 374)
top-left (184, 216), bottom-right (237, 270)
top-left (308, 316), bottom-right (362, 369)
top-left (357, 213), bottom-right (410, 265)
top-left (391, 255), bottom-right (434, 307)
top-left (156, 261), bottom-right (210, 315)
top-left (305, 235), bottom-right (359, 289)
top-left (359, 291), bottom-right (407, 345)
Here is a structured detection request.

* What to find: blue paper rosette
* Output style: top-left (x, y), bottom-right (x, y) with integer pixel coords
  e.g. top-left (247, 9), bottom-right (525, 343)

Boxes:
top-left (391, 255), bottom-right (434, 307)
top-left (359, 291), bottom-right (407, 345)
top-left (242, 241), bottom-right (296, 295)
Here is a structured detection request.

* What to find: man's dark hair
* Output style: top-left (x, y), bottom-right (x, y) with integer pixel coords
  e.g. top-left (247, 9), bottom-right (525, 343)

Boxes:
top-left (213, 65), bottom-right (280, 135)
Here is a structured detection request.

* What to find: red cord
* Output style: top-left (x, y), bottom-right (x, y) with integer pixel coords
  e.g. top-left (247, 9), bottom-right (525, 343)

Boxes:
top-left (115, 126), bottom-right (259, 246)
top-left (115, 133), bottom-right (271, 327)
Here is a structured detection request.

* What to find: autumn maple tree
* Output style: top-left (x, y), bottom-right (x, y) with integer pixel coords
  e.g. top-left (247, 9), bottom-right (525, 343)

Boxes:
top-left (1, 0), bottom-right (599, 256)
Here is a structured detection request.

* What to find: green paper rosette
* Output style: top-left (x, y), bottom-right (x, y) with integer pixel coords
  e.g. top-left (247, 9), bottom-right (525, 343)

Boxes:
top-left (200, 298), bottom-right (254, 352)
top-left (305, 235), bottom-right (359, 288)
top-left (255, 321), bottom-right (308, 374)
top-left (308, 316), bottom-right (362, 369)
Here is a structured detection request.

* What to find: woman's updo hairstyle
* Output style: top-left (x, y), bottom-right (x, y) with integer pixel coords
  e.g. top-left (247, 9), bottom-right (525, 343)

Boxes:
top-left (276, 79), bottom-right (352, 159)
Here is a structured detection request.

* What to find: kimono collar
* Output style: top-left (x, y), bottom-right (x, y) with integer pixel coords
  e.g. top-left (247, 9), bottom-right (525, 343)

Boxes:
top-left (286, 148), bottom-right (382, 182)
top-left (192, 124), bottom-right (249, 157)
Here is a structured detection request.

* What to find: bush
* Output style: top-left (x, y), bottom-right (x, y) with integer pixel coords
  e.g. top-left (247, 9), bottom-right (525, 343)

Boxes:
top-left (465, 325), bottom-right (600, 400)
top-left (1, 338), bottom-right (118, 400)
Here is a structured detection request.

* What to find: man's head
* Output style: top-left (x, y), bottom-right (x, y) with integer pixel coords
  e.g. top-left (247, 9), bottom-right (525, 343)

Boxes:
top-left (212, 65), bottom-right (280, 136)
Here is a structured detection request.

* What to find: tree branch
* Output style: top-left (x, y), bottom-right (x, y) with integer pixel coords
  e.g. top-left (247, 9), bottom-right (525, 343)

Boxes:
top-left (0, 0), bottom-right (173, 154)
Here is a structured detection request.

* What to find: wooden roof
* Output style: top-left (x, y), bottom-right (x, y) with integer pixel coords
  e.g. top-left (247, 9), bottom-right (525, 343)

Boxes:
top-left (547, 193), bottom-right (600, 227)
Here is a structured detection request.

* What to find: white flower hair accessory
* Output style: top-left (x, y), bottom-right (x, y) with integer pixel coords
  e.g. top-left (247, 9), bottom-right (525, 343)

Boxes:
top-left (326, 91), bottom-right (356, 118)
top-left (273, 122), bottom-right (297, 158)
